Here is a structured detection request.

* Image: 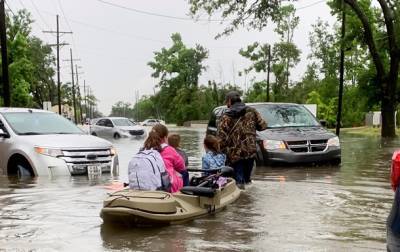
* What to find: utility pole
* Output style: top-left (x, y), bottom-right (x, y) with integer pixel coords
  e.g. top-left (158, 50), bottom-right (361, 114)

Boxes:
top-left (43, 15), bottom-right (71, 114)
top-left (266, 44), bottom-right (271, 102)
top-left (88, 86), bottom-right (93, 119)
top-left (336, 0), bottom-right (346, 136)
top-left (0, 0), bottom-right (10, 106)
top-left (83, 80), bottom-right (88, 118)
top-left (63, 49), bottom-right (80, 124)
top-left (75, 64), bottom-right (84, 123)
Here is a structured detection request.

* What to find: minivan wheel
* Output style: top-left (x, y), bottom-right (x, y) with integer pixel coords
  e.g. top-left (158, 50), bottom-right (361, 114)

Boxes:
top-left (114, 133), bottom-right (121, 139)
top-left (330, 158), bottom-right (341, 166)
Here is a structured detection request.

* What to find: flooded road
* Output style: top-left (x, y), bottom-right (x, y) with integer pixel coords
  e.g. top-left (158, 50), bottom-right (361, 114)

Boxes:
top-left (0, 127), bottom-right (397, 251)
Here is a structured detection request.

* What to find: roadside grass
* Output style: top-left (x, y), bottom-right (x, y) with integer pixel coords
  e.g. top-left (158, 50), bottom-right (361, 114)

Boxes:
top-left (333, 126), bottom-right (400, 137)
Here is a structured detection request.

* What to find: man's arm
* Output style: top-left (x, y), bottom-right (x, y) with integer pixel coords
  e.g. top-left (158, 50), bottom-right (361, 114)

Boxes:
top-left (255, 110), bottom-right (268, 131)
top-left (217, 115), bottom-right (230, 150)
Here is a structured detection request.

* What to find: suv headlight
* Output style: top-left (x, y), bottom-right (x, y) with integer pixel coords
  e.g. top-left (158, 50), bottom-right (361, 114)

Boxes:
top-left (263, 140), bottom-right (286, 150)
top-left (327, 136), bottom-right (340, 147)
top-left (34, 147), bottom-right (63, 157)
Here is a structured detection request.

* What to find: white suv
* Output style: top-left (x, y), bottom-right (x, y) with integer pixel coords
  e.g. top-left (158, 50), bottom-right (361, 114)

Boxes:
top-left (0, 108), bottom-right (119, 177)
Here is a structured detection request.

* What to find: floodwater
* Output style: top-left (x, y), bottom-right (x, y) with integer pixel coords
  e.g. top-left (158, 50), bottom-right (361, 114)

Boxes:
top-left (0, 127), bottom-right (397, 251)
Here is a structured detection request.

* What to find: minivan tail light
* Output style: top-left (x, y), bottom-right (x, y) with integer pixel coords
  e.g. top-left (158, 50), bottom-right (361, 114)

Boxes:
top-left (391, 150), bottom-right (400, 191)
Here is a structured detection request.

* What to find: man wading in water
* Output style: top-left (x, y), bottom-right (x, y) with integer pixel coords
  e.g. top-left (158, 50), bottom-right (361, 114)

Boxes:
top-left (217, 91), bottom-right (267, 189)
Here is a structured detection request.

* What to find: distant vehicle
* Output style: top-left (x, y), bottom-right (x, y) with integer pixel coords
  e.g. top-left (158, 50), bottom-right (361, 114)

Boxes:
top-left (387, 150), bottom-right (400, 251)
top-left (207, 102), bottom-right (341, 165)
top-left (0, 108), bottom-right (119, 177)
top-left (142, 118), bottom-right (165, 126)
top-left (90, 117), bottom-right (146, 139)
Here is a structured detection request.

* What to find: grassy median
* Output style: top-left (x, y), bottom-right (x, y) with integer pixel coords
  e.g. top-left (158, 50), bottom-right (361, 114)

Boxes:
top-left (334, 126), bottom-right (400, 137)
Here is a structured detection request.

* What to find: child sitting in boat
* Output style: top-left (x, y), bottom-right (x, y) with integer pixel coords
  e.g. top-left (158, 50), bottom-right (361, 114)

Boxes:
top-left (128, 131), bottom-right (168, 191)
top-left (168, 133), bottom-right (189, 186)
top-left (202, 135), bottom-right (226, 175)
top-left (153, 124), bottom-right (186, 193)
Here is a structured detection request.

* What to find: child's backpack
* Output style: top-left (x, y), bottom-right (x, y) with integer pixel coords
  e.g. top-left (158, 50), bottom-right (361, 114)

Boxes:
top-left (128, 149), bottom-right (171, 191)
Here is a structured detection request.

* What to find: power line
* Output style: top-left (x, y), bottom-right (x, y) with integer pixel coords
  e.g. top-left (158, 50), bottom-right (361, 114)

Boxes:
top-left (4, 0), bottom-right (15, 16)
top-left (297, 0), bottom-right (327, 10)
top-left (57, 0), bottom-right (79, 59)
top-left (20, 0), bottom-right (52, 41)
top-left (39, 8), bottom-right (169, 44)
top-left (97, 0), bottom-right (224, 22)
top-left (29, 0), bottom-right (52, 30)
top-left (97, 0), bottom-right (328, 21)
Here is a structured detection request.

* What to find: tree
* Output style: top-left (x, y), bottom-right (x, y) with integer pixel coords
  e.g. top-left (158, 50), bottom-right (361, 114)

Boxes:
top-left (1, 9), bottom-right (56, 108)
top-left (189, 0), bottom-right (284, 38)
top-left (28, 37), bottom-right (56, 108)
top-left (244, 81), bottom-right (268, 102)
top-left (110, 101), bottom-right (134, 118)
top-left (239, 43), bottom-right (271, 101)
top-left (335, 0), bottom-right (400, 137)
top-left (273, 5), bottom-right (301, 88)
top-left (5, 10), bottom-right (34, 107)
top-left (148, 33), bottom-right (208, 124)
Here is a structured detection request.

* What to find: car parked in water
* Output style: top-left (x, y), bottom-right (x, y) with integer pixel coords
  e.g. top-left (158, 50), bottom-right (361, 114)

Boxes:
top-left (141, 118), bottom-right (165, 126)
top-left (90, 117), bottom-right (146, 139)
top-left (207, 102), bottom-right (341, 165)
top-left (0, 108), bottom-right (119, 177)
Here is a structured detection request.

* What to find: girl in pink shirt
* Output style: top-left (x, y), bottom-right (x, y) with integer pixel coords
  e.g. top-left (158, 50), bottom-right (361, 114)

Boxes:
top-left (145, 124), bottom-right (185, 193)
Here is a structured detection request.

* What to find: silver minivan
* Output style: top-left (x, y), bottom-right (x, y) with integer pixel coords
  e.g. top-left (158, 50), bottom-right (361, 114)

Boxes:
top-left (0, 108), bottom-right (119, 177)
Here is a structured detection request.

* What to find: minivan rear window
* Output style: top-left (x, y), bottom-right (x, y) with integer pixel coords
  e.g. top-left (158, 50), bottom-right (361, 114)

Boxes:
top-left (252, 104), bottom-right (320, 128)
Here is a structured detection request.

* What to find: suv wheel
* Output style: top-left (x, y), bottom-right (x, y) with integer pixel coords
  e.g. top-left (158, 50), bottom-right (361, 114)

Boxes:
top-left (8, 155), bottom-right (34, 177)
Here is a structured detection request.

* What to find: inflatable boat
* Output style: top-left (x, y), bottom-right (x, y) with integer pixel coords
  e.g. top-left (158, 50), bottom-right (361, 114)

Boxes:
top-left (100, 167), bottom-right (241, 226)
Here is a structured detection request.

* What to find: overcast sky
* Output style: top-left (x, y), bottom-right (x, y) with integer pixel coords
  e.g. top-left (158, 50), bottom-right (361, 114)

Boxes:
top-left (8, 0), bottom-right (336, 115)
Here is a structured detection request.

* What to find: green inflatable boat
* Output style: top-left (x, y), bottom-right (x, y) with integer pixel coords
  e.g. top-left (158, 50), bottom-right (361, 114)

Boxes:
top-left (100, 168), bottom-right (241, 226)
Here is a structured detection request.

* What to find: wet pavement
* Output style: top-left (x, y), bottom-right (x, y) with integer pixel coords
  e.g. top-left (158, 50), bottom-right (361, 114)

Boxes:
top-left (0, 127), bottom-right (397, 251)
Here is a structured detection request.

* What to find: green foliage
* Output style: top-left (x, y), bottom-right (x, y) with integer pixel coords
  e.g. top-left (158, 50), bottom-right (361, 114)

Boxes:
top-left (239, 42), bottom-right (270, 73)
top-left (110, 101), bottom-right (135, 118)
top-left (148, 33), bottom-right (208, 90)
top-left (8, 34), bottom-right (32, 107)
top-left (306, 91), bottom-right (337, 127)
top-left (147, 33), bottom-right (209, 124)
top-left (244, 81), bottom-right (268, 102)
top-left (1, 9), bottom-right (56, 108)
top-left (189, 0), bottom-right (285, 37)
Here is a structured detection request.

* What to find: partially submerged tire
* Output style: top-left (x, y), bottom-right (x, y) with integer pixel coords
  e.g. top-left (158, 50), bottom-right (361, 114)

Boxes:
top-left (114, 133), bottom-right (121, 139)
top-left (8, 155), bottom-right (34, 178)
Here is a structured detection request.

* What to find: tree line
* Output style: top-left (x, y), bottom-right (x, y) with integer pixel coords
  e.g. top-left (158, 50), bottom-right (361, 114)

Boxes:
top-left (113, 0), bottom-right (400, 135)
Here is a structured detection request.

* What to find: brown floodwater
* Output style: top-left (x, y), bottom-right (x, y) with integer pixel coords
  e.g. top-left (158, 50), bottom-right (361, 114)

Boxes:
top-left (0, 127), bottom-right (397, 251)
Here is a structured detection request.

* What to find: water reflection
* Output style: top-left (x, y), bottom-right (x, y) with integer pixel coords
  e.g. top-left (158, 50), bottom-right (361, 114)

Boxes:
top-left (0, 129), bottom-right (397, 251)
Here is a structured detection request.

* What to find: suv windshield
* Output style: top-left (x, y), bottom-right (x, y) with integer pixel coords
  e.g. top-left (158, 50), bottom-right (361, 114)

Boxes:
top-left (2, 112), bottom-right (83, 135)
top-left (253, 104), bottom-right (320, 128)
top-left (112, 118), bottom-right (135, 126)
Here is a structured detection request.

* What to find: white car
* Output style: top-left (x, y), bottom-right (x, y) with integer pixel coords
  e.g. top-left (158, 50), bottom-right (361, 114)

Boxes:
top-left (142, 118), bottom-right (165, 126)
top-left (90, 117), bottom-right (146, 139)
top-left (0, 108), bottom-right (119, 177)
